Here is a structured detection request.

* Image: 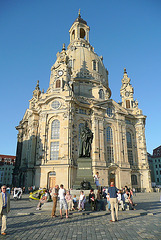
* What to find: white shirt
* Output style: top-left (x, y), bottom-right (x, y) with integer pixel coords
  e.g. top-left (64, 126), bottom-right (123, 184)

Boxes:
top-left (2, 192), bottom-right (7, 207)
top-left (59, 188), bottom-right (66, 200)
top-left (94, 175), bottom-right (99, 181)
top-left (106, 194), bottom-right (110, 201)
top-left (117, 193), bottom-right (122, 201)
top-left (80, 194), bottom-right (85, 201)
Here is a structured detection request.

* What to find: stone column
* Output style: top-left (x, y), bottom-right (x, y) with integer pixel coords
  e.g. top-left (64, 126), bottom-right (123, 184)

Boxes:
top-left (91, 116), bottom-right (99, 163)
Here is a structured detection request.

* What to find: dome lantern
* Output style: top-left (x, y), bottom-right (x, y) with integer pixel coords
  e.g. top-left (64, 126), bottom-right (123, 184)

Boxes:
top-left (69, 10), bottom-right (90, 43)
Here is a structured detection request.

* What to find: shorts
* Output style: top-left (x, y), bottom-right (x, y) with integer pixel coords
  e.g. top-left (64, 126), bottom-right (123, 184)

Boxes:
top-left (95, 180), bottom-right (100, 187)
top-left (60, 199), bottom-right (68, 210)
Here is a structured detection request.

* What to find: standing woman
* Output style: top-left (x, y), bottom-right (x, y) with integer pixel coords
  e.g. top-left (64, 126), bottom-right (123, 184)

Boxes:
top-left (94, 172), bottom-right (100, 189)
top-left (0, 185), bottom-right (10, 235)
top-left (65, 190), bottom-right (74, 211)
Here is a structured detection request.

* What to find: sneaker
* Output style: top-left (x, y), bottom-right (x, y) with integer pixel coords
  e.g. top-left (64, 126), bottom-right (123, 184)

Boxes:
top-left (36, 208), bottom-right (40, 210)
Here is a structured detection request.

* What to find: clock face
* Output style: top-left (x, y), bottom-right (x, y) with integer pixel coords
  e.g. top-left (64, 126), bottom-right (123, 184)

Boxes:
top-left (125, 91), bottom-right (130, 97)
top-left (58, 70), bottom-right (63, 76)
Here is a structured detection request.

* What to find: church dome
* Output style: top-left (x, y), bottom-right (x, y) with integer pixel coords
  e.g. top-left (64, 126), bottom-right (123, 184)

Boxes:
top-left (50, 12), bottom-right (111, 99)
top-left (66, 44), bottom-right (109, 90)
top-left (67, 12), bottom-right (111, 96)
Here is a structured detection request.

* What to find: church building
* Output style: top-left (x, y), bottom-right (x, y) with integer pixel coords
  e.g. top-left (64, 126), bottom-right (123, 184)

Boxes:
top-left (13, 12), bottom-right (151, 191)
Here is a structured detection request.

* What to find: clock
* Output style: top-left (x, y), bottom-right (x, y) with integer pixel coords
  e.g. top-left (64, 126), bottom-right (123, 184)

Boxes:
top-left (58, 70), bottom-right (63, 76)
top-left (125, 91), bottom-right (130, 97)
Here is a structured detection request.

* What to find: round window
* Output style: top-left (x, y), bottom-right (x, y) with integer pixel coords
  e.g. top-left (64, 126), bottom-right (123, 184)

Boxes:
top-left (51, 100), bottom-right (61, 110)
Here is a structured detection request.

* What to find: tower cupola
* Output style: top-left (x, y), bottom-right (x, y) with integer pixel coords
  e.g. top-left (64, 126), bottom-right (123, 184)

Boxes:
top-left (120, 68), bottom-right (141, 114)
top-left (69, 10), bottom-right (90, 43)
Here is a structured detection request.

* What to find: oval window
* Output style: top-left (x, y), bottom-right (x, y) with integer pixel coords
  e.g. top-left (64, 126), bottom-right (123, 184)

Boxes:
top-left (51, 100), bottom-right (61, 110)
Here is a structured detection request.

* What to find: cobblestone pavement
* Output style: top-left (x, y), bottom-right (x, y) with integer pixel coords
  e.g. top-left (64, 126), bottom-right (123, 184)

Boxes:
top-left (0, 192), bottom-right (161, 239)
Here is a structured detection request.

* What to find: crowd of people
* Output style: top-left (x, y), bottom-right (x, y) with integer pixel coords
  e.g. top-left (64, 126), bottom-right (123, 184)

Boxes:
top-left (0, 182), bottom-right (137, 235)
top-left (35, 183), bottom-right (136, 221)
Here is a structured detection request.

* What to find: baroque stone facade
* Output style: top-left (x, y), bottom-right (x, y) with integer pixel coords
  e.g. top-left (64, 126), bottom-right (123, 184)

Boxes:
top-left (13, 13), bottom-right (151, 191)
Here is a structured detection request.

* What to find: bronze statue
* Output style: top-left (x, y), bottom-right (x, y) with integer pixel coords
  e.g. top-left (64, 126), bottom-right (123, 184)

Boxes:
top-left (79, 121), bottom-right (93, 157)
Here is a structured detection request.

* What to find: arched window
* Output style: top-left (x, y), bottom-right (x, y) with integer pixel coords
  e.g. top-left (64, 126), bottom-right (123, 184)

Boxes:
top-left (127, 132), bottom-right (132, 148)
top-left (79, 123), bottom-right (84, 141)
top-left (72, 30), bottom-right (75, 40)
top-left (93, 60), bottom-right (96, 71)
top-left (107, 107), bottom-right (113, 117)
top-left (69, 59), bottom-right (72, 68)
top-left (50, 120), bottom-right (60, 160)
top-left (126, 131), bottom-right (133, 165)
top-left (107, 127), bottom-right (113, 143)
top-left (99, 89), bottom-right (104, 99)
top-left (106, 126), bottom-right (114, 163)
top-left (80, 28), bottom-right (85, 39)
top-left (51, 120), bottom-right (60, 139)
top-left (50, 142), bottom-right (59, 160)
top-left (126, 100), bottom-right (130, 108)
top-left (131, 175), bottom-right (137, 185)
top-left (49, 171), bottom-right (56, 176)
top-left (56, 80), bottom-right (61, 88)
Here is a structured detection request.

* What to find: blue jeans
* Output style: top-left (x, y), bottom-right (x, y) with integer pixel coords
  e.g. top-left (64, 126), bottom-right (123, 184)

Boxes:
top-left (107, 200), bottom-right (111, 210)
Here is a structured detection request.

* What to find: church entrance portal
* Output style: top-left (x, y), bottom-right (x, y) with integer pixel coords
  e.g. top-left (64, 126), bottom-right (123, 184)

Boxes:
top-left (109, 173), bottom-right (115, 185)
top-left (48, 172), bottom-right (56, 189)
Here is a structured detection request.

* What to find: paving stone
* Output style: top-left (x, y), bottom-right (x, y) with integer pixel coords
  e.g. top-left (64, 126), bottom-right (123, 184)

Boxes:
top-left (2, 192), bottom-right (161, 239)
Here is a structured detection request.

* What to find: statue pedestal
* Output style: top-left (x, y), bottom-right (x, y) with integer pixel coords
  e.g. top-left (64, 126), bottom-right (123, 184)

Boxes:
top-left (73, 158), bottom-right (96, 189)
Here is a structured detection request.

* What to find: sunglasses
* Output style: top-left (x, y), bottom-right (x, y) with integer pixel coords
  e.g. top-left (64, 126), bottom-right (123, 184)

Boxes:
top-left (2, 188), bottom-right (6, 189)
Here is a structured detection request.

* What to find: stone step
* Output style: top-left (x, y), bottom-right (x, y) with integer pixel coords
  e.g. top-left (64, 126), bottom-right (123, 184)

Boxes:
top-left (42, 198), bottom-right (108, 211)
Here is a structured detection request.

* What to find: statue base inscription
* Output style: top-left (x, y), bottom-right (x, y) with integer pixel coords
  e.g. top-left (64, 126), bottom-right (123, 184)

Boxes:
top-left (73, 158), bottom-right (96, 190)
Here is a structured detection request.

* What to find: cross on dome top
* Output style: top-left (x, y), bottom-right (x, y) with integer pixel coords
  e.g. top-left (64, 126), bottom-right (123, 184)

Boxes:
top-left (78, 9), bottom-right (81, 17)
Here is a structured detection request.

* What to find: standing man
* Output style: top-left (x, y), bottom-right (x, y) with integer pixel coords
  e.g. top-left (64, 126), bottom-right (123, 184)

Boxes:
top-left (58, 184), bottom-right (68, 219)
top-left (108, 182), bottom-right (118, 222)
top-left (0, 185), bottom-right (10, 235)
top-left (51, 185), bottom-right (59, 218)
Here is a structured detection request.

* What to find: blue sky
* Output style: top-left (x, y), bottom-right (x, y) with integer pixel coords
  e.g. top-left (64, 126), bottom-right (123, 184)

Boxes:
top-left (0, 0), bottom-right (161, 155)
